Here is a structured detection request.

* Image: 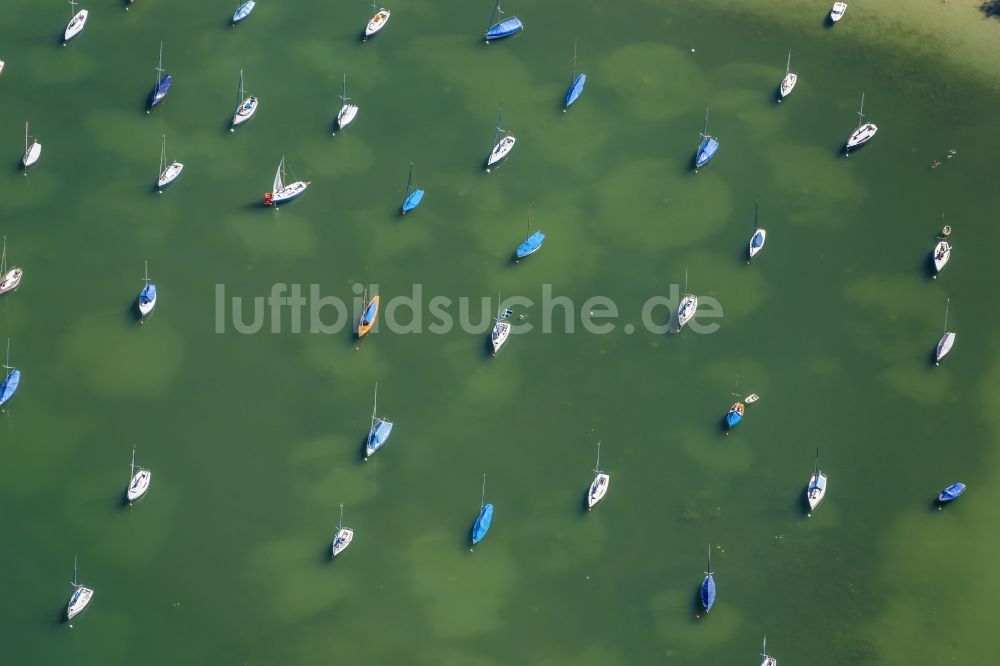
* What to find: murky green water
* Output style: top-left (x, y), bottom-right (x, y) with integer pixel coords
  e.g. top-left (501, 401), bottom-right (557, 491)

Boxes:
top-left (2, 1), bottom-right (999, 664)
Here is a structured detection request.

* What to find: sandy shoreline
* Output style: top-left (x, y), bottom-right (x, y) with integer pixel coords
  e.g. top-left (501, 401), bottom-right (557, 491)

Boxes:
top-left (702, 0), bottom-right (1000, 86)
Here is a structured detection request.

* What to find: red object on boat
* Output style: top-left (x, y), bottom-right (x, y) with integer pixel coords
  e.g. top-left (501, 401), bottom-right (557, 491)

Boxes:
top-left (264, 192), bottom-right (273, 206)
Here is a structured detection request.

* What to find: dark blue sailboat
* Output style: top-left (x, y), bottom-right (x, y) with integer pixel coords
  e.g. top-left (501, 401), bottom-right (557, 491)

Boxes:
top-left (694, 108), bottom-right (718, 169)
top-left (700, 545), bottom-right (716, 613)
top-left (400, 163), bottom-right (424, 215)
top-left (938, 482), bottom-right (966, 504)
top-left (484, 0), bottom-right (522, 43)
top-left (0, 339), bottom-right (20, 409)
top-left (471, 474), bottom-right (493, 546)
top-left (725, 402), bottom-right (744, 429)
top-left (148, 42), bottom-right (172, 109)
top-left (563, 41), bottom-right (586, 111)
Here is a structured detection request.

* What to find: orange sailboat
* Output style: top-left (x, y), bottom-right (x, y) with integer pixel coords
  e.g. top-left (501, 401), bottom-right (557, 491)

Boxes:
top-left (357, 285), bottom-right (380, 338)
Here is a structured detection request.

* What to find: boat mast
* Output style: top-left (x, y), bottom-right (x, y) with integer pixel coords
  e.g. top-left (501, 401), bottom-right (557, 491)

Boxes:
top-left (131, 445), bottom-right (136, 478)
top-left (1, 236), bottom-right (7, 274)
top-left (487, 0), bottom-right (502, 31)
top-left (238, 69), bottom-right (245, 103)
top-left (69, 0), bottom-right (77, 17)
top-left (155, 42), bottom-right (164, 88)
top-left (943, 298), bottom-right (949, 333)
top-left (371, 382), bottom-right (378, 430)
top-left (159, 136), bottom-right (166, 175)
top-left (785, 50), bottom-right (791, 75)
top-left (761, 635), bottom-right (768, 661)
top-left (3, 338), bottom-right (10, 370)
top-left (701, 108), bottom-right (709, 139)
top-left (594, 440), bottom-right (601, 474)
top-left (493, 99), bottom-right (504, 147)
top-left (814, 446), bottom-right (820, 476)
top-left (24, 122), bottom-right (28, 152)
top-left (754, 200), bottom-right (759, 229)
top-left (856, 93), bottom-right (865, 129)
top-left (405, 162), bottom-right (414, 196)
top-left (71, 555), bottom-right (79, 589)
top-left (144, 260), bottom-right (150, 287)
top-left (571, 39), bottom-right (578, 82)
top-left (340, 73), bottom-right (349, 106)
top-left (705, 544), bottom-right (712, 575)
top-left (480, 473), bottom-right (487, 509)
top-left (338, 503), bottom-right (344, 531)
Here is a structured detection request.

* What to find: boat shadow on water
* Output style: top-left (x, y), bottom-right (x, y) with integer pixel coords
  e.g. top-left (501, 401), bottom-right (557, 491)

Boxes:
top-left (126, 296), bottom-right (145, 326)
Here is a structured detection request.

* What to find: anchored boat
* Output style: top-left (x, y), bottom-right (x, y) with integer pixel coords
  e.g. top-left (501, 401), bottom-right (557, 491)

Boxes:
top-left (938, 482), bottom-right (965, 504)
top-left (563, 40), bottom-right (586, 110)
top-left (138, 261), bottom-right (157, 319)
top-left (125, 445), bottom-right (151, 503)
top-left (484, 0), bottom-right (522, 43)
top-left (486, 100), bottom-right (515, 171)
top-left (805, 447), bottom-right (827, 515)
top-left (0, 237), bottom-right (23, 296)
top-left (148, 42), bottom-right (172, 109)
top-left (63, 0), bottom-right (88, 43)
top-left (66, 556), bottom-right (94, 622)
top-left (700, 545), bottom-right (716, 613)
top-left (231, 69), bottom-right (258, 128)
top-left (270, 156), bottom-right (310, 205)
top-left (694, 109), bottom-right (719, 169)
top-left (156, 135), bottom-right (183, 190)
top-left (331, 503), bottom-right (354, 557)
top-left (490, 291), bottom-right (511, 355)
top-left (364, 383), bottom-right (393, 460)
top-left (470, 474), bottom-right (493, 546)
top-left (364, 1), bottom-right (390, 39)
top-left (400, 162), bottom-right (424, 215)
top-left (778, 50), bottom-right (796, 100)
top-left (586, 441), bottom-right (609, 510)
top-left (0, 339), bottom-right (20, 409)
top-left (845, 93), bottom-right (877, 152)
top-left (232, 0), bottom-right (255, 24)
top-left (935, 298), bottom-right (955, 366)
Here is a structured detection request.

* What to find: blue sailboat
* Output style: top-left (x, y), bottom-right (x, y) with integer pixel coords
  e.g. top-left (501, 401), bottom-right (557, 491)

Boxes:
top-left (148, 42), bottom-right (172, 110)
top-left (232, 0), bottom-right (255, 24)
top-left (563, 41), bottom-right (586, 111)
top-left (515, 207), bottom-right (544, 260)
top-left (725, 402), bottom-right (744, 429)
top-left (0, 339), bottom-right (20, 409)
top-left (471, 473), bottom-right (493, 547)
top-left (694, 108), bottom-right (719, 170)
top-left (938, 482), bottom-right (966, 504)
top-left (484, 0), bottom-right (522, 43)
top-left (700, 545), bottom-right (716, 613)
top-left (364, 383), bottom-right (394, 460)
top-left (400, 162), bottom-right (424, 216)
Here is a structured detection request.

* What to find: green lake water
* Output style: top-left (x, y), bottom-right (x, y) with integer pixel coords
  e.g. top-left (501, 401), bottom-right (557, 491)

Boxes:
top-left (2, 1), bottom-right (999, 663)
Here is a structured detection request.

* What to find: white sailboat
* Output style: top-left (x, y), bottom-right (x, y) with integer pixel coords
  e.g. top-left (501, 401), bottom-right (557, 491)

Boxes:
top-left (677, 268), bottom-right (697, 331)
top-left (845, 93), bottom-right (877, 152)
top-left (748, 200), bottom-right (766, 263)
top-left (490, 291), bottom-right (511, 356)
top-left (126, 445), bottom-right (151, 503)
top-left (334, 73), bottom-right (358, 133)
top-left (63, 0), bottom-right (88, 43)
top-left (331, 503), bottom-right (354, 557)
top-left (231, 69), bottom-right (258, 129)
top-left (270, 156), bottom-right (310, 204)
top-left (586, 441), bottom-right (610, 510)
top-left (65, 556), bottom-right (94, 622)
top-left (156, 135), bottom-right (183, 190)
top-left (485, 100), bottom-right (515, 172)
top-left (22, 122), bottom-right (41, 171)
top-left (760, 635), bottom-right (777, 666)
top-left (0, 237), bottom-right (23, 296)
top-left (830, 2), bottom-right (847, 22)
top-left (364, 0), bottom-right (391, 39)
top-left (806, 446), bottom-right (827, 515)
top-left (935, 298), bottom-right (955, 366)
top-left (932, 240), bottom-right (951, 277)
top-left (778, 50), bottom-right (797, 100)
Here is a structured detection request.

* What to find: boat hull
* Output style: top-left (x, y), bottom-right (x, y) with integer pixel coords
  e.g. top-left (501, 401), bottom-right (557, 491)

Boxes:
top-left (806, 472), bottom-right (827, 512)
top-left (749, 229), bottom-right (766, 260)
top-left (64, 10), bottom-right (88, 42)
top-left (365, 418), bottom-right (393, 458)
top-left (150, 75), bottom-right (173, 108)
top-left (66, 585), bottom-right (94, 620)
top-left (485, 17), bottom-right (523, 42)
top-left (938, 482), bottom-right (965, 503)
top-left (701, 575), bottom-right (716, 611)
top-left (471, 503), bottom-right (494, 544)
top-left (565, 74), bottom-right (586, 109)
top-left (233, 0), bottom-right (256, 23)
top-left (0, 368), bottom-right (20, 407)
top-left (487, 135), bottom-right (516, 167)
top-left (126, 469), bottom-right (151, 502)
top-left (779, 72), bottom-right (797, 98)
top-left (401, 189), bottom-right (424, 214)
top-left (357, 295), bottom-right (380, 338)
top-left (365, 9), bottom-right (390, 37)
top-left (232, 97), bottom-right (258, 126)
top-left (933, 241), bottom-right (951, 274)
top-left (515, 231), bottom-right (545, 259)
top-left (677, 294), bottom-right (698, 329)
top-left (331, 528), bottom-right (354, 557)
top-left (935, 332), bottom-right (955, 365)
top-left (336, 104), bottom-right (358, 130)
top-left (725, 402), bottom-right (744, 429)
top-left (695, 136), bottom-right (719, 168)
top-left (0, 267), bottom-right (23, 295)
top-left (830, 2), bottom-right (847, 21)
top-left (139, 284), bottom-right (157, 317)
top-left (157, 162), bottom-right (183, 189)
top-left (845, 123), bottom-right (877, 150)
top-left (271, 181), bottom-right (309, 205)
top-left (22, 142), bottom-right (42, 169)
top-left (587, 473), bottom-right (609, 508)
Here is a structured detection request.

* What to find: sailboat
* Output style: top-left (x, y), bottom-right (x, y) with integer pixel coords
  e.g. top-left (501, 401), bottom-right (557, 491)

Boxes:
top-left (364, 383), bottom-right (393, 460)
top-left (21, 122), bottom-right (42, 170)
top-left (760, 635), bottom-right (777, 666)
top-left (586, 441), bottom-right (609, 510)
top-left (232, 0), bottom-right (256, 24)
top-left (563, 40), bottom-right (586, 111)
top-left (515, 206), bottom-right (545, 260)
top-left (677, 268), bottom-right (697, 330)
top-left (490, 291), bottom-right (511, 355)
top-left (0, 339), bottom-right (20, 409)
top-left (63, 0), bottom-right (89, 43)
top-left (364, 0), bottom-right (391, 39)
top-left (0, 237), bottom-right (23, 296)
top-left (725, 402), bottom-right (745, 429)
top-left (844, 93), bottom-right (877, 152)
top-left (830, 2), bottom-right (847, 22)
top-left (778, 50), bottom-right (797, 100)
top-left (938, 482), bottom-right (966, 504)
top-left (700, 545), bottom-right (716, 613)
top-left (331, 503), bottom-right (354, 557)
top-left (470, 474), bottom-right (493, 547)
top-left (138, 261), bottom-right (157, 319)
top-left (231, 69), bottom-right (258, 128)
top-left (270, 156), bottom-right (310, 205)
top-left (694, 109), bottom-right (719, 169)
top-left (334, 73), bottom-right (358, 133)
top-left (400, 162), bottom-right (424, 215)
top-left (932, 239), bottom-right (951, 277)
top-left (935, 298), bottom-right (955, 366)
top-left (484, 0), bottom-right (523, 43)
top-left (156, 135), bottom-right (183, 190)
top-left (148, 42), bottom-right (172, 109)
top-left (485, 100), bottom-right (516, 171)
top-left (65, 556), bottom-right (94, 622)
top-left (805, 447), bottom-right (827, 515)
top-left (357, 283), bottom-right (380, 339)
top-left (748, 200), bottom-right (766, 263)
top-left (125, 445), bottom-right (151, 504)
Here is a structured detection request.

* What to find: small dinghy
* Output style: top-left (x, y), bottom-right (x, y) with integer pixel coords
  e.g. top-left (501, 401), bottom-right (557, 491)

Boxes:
top-left (138, 261), bottom-right (157, 319)
top-left (805, 447), bottom-right (827, 515)
top-left (694, 109), bottom-right (719, 169)
top-left (66, 557), bottom-right (94, 622)
top-left (22, 122), bottom-right (41, 170)
top-left (935, 298), bottom-right (955, 366)
top-left (932, 241), bottom-right (951, 277)
top-left (125, 445), bottom-right (151, 503)
top-left (232, 0), bottom-right (255, 24)
top-left (484, 0), bottom-right (522, 43)
top-left (470, 474), bottom-right (493, 547)
top-left (364, 383), bottom-right (393, 460)
top-left (700, 545), bottom-right (716, 613)
top-left (331, 504), bottom-right (354, 557)
top-left (744, 393), bottom-right (760, 404)
top-left (490, 292), bottom-right (511, 355)
top-left (63, 1), bottom-right (88, 43)
top-left (0, 237), bottom-right (23, 296)
top-left (364, 1), bottom-right (390, 39)
top-left (938, 482), bottom-right (965, 504)
top-left (485, 100), bottom-right (515, 170)
top-left (830, 2), bottom-right (847, 22)
top-left (156, 135), bottom-right (183, 190)
top-left (586, 441), bottom-right (609, 510)
top-left (334, 73), bottom-right (358, 133)
top-left (845, 93), bottom-right (877, 152)
top-left (760, 635), bottom-right (777, 666)
top-left (778, 51), bottom-right (796, 100)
